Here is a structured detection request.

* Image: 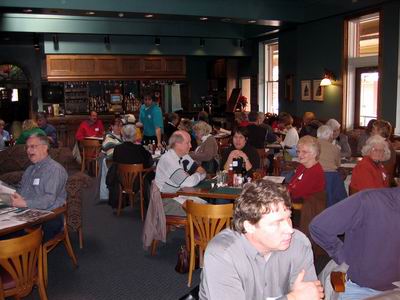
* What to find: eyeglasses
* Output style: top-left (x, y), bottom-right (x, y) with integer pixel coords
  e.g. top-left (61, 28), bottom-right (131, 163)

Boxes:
top-left (25, 143), bottom-right (45, 150)
top-left (371, 147), bottom-right (384, 153)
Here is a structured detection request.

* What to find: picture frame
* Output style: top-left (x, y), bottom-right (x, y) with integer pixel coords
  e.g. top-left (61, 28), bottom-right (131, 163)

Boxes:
top-left (313, 80), bottom-right (324, 101)
top-left (284, 74), bottom-right (294, 101)
top-left (301, 80), bottom-right (311, 101)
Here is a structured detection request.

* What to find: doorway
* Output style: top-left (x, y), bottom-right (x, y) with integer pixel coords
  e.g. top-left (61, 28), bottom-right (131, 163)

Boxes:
top-left (354, 67), bottom-right (379, 127)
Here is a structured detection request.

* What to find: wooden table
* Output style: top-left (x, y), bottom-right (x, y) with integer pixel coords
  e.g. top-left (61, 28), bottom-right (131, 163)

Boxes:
top-left (0, 206), bottom-right (59, 236)
top-left (177, 180), bottom-right (242, 200)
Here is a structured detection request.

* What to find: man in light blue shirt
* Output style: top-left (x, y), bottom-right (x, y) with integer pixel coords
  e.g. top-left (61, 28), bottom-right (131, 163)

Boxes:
top-left (139, 95), bottom-right (163, 148)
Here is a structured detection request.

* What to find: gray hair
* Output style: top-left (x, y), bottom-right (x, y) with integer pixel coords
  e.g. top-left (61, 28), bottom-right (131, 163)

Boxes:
top-left (361, 135), bottom-right (391, 161)
top-left (257, 112), bottom-right (265, 123)
top-left (27, 133), bottom-right (50, 149)
top-left (326, 119), bottom-right (341, 130)
top-left (317, 125), bottom-right (333, 141)
top-left (121, 124), bottom-right (136, 142)
top-left (192, 121), bottom-right (212, 137)
top-left (168, 131), bottom-right (185, 149)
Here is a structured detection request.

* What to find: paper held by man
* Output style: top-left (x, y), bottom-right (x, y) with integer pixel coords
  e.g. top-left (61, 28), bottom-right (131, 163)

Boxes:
top-left (0, 180), bottom-right (16, 206)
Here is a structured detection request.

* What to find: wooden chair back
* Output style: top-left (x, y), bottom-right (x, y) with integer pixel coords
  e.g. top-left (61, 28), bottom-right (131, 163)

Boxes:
top-left (186, 201), bottom-right (233, 287)
top-left (117, 163), bottom-right (144, 219)
top-left (80, 139), bottom-right (101, 176)
top-left (0, 227), bottom-right (47, 300)
top-left (273, 155), bottom-right (283, 175)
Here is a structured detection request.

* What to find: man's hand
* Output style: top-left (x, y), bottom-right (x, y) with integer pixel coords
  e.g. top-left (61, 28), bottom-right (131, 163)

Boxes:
top-left (287, 270), bottom-right (324, 300)
top-left (196, 166), bottom-right (206, 174)
top-left (11, 192), bottom-right (27, 208)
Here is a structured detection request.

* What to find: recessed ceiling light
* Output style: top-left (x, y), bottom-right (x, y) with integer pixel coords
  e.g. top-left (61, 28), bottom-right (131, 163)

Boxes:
top-left (200, 17), bottom-right (208, 21)
top-left (145, 14), bottom-right (154, 18)
top-left (86, 11), bottom-right (95, 15)
top-left (118, 12), bottom-right (124, 18)
top-left (221, 18), bottom-right (231, 22)
top-left (23, 9), bottom-right (32, 13)
top-left (3, 37), bottom-right (10, 41)
top-left (248, 20), bottom-right (257, 23)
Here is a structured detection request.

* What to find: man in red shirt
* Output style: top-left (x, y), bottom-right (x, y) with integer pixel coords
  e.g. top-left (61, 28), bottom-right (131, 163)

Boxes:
top-left (75, 111), bottom-right (104, 141)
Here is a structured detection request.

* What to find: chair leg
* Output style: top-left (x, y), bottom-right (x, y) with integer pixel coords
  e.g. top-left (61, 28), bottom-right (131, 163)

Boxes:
top-left (140, 182), bottom-right (144, 222)
top-left (63, 228), bottom-right (78, 267)
top-left (117, 191), bottom-right (123, 216)
top-left (80, 157), bottom-right (85, 173)
top-left (37, 247), bottom-right (48, 300)
top-left (43, 247), bottom-right (49, 288)
top-left (187, 244), bottom-right (195, 287)
top-left (151, 240), bottom-right (158, 256)
top-left (78, 227), bottom-right (83, 249)
top-left (129, 193), bottom-right (134, 208)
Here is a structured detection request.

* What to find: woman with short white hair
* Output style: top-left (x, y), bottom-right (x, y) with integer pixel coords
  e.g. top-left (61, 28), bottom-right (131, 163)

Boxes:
top-left (317, 125), bottom-right (341, 171)
top-left (287, 136), bottom-right (325, 202)
top-left (326, 119), bottom-right (352, 158)
top-left (350, 135), bottom-right (390, 193)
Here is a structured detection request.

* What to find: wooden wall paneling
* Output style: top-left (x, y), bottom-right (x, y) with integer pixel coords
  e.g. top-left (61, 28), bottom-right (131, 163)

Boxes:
top-left (96, 57), bottom-right (119, 75)
top-left (73, 58), bottom-right (95, 75)
top-left (165, 57), bottom-right (186, 75)
top-left (143, 57), bottom-right (164, 73)
top-left (121, 57), bottom-right (142, 75)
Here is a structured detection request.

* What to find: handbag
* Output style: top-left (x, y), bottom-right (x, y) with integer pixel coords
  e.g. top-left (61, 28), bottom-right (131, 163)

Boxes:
top-left (175, 245), bottom-right (189, 274)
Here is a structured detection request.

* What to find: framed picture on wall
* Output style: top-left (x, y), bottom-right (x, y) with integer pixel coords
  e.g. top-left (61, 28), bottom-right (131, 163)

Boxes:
top-left (301, 80), bottom-right (311, 101)
top-left (313, 80), bottom-right (324, 101)
top-left (284, 74), bottom-right (294, 101)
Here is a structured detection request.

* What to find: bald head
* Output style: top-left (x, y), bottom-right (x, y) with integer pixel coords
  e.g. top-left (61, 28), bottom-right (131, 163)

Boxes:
top-left (169, 130), bottom-right (191, 157)
top-left (303, 112), bottom-right (316, 125)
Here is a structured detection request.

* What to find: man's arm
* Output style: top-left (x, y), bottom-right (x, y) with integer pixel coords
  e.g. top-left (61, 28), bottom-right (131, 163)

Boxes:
top-left (309, 193), bottom-right (364, 264)
top-left (155, 127), bottom-right (162, 147)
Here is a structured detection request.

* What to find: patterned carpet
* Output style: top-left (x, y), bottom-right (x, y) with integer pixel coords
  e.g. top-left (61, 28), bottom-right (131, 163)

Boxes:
top-left (26, 180), bottom-right (198, 300)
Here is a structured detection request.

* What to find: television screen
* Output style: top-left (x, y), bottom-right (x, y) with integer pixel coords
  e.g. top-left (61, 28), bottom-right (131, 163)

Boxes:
top-left (110, 94), bottom-right (122, 104)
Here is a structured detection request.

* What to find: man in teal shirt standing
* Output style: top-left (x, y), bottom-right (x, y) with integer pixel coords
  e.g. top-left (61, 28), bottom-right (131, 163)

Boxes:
top-left (139, 95), bottom-right (163, 148)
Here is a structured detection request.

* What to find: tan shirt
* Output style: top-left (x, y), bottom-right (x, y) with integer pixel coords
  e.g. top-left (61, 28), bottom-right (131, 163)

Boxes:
top-left (318, 139), bottom-right (341, 171)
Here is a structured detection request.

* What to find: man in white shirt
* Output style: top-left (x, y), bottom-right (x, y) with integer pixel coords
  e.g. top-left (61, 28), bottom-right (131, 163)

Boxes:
top-left (155, 130), bottom-right (206, 216)
top-left (156, 130), bottom-right (206, 193)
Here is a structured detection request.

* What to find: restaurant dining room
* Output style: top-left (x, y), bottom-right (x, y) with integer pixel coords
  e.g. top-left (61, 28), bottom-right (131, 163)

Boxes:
top-left (0, 0), bottom-right (400, 299)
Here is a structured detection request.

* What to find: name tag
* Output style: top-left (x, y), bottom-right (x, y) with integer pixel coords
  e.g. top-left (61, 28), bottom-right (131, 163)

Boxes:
top-left (148, 115), bottom-right (152, 119)
top-left (33, 178), bottom-right (40, 185)
top-left (95, 128), bottom-right (99, 132)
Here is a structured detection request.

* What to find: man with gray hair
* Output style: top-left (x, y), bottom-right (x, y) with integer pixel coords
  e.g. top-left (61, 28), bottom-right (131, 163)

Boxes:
top-left (155, 130), bottom-right (206, 194)
top-left (11, 133), bottom-right (67, 240)
top-left (200, 180), bottom-right (323, 300)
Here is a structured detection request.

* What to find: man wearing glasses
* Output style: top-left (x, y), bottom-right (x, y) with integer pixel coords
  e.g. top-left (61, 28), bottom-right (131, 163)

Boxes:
top-left (11, 133), bottom-right (68, 240)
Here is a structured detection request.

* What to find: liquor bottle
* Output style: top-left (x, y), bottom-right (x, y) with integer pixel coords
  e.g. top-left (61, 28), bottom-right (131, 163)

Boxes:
top-left (227, 164), bottom-right (234, 186)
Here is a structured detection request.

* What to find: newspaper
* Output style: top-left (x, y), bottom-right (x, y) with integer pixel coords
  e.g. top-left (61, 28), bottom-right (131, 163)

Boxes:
top-left (0, 207), bottom-right (53, 231)
top-left (0, 180), bottom-right (15, 205)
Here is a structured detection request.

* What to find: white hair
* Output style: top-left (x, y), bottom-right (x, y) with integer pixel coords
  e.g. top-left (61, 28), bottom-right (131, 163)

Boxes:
top-left (122, 124), bottom-right (136, 142)
top-left (361, 135), bottom-right (391, 161)
top-left (326, 119), bottom-right (341, 130)
top-left (317, 125), bottom-right (333, 141)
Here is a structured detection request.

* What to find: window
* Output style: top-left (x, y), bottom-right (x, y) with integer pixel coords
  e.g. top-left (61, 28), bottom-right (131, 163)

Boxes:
top-left (344, 12), bottom-right (380, 129)
top-left (264, 42), bottom-right (279, 114)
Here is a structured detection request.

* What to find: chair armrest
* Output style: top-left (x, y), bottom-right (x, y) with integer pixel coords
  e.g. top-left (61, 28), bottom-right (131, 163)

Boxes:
top-left (331, 271), bottom-right (346, 292)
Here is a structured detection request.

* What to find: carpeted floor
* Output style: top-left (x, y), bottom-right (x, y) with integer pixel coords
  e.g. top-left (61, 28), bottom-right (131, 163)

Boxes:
top-left (26, 179), bottom-right (198, 300)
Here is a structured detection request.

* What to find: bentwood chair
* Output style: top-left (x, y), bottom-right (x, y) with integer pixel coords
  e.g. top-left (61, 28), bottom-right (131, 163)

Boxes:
top-left (43, 205), bottom-right (78, 287)
top-left (80, 139), bottom-right (101, 177)
top-left (117, 163), bottom-right (145, 220)
top-left (0, 227), bottom-right (47, 300)
top-left (186, 201), bottom-right (233, 287)
top-left (256, 148), bottom-right (268, 171)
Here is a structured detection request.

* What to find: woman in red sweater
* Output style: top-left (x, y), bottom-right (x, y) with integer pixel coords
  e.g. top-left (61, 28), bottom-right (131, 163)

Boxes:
top-left (350, 135), bottom-right (390, 193)
top-left (288, 136), bottom-right (325, 202)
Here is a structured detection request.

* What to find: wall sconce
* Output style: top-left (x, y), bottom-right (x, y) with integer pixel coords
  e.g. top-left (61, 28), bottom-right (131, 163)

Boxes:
top-left (53, 34), bottom-right (59, 50)
top-left (200, 38), bottom-right (205, 48)
top-left (320, 69), bottom-right (336, 86)
top-left (154, 36), bottom-right (160, 46)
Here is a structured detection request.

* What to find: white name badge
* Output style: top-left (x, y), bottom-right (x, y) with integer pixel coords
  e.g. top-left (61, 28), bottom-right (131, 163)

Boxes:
top-left (148, 115), bottom-right (152, 119)
top-left (33, 178), bottom-right (40, 185)
top-left (95, 128), bottom-right (99, 132)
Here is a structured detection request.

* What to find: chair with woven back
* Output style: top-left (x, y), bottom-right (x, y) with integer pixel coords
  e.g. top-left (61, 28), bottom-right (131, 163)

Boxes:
top-left (185, 200), bottom-right (233, 287)
top-left (117, 163), bottom-right (145, 220)
top-left (0, 227), bottom-right (47, 300)
top-left (43, 205), bottom-right (78, 287)
top-left (80, 139), bottom-right (101, 177)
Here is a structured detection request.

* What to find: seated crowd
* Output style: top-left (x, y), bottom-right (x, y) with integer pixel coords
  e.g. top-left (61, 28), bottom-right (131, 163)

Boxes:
top-left (1, 103), bottom-right (399, 300)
